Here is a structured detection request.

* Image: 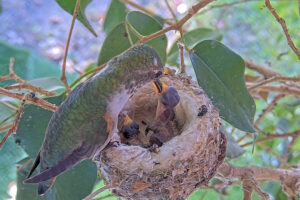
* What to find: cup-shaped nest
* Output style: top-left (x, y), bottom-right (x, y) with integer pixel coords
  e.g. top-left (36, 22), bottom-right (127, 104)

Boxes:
top-left (95, 74), bottom-right (226, 200)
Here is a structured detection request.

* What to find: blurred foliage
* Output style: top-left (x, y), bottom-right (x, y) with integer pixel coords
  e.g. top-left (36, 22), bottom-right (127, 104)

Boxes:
top-left (55, 0), bottom-right (97, 36)
top-left (98, 10), bottom-right (167, 65)
top-left (0, 41), bottom-right (63, 87)
top-left (0, 0), bottom-right (300, 199)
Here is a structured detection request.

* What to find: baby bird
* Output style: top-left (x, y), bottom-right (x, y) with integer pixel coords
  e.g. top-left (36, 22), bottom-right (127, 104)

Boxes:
top-left (121, 115), bottom-right (140, 139)
top-left (152, 79), bottom-right (180, 123)
top-left (148, 79), bottom-right (180, 147)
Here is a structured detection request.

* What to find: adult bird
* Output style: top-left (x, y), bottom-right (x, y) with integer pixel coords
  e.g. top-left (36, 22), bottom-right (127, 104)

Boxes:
top-left (23, 45), bottom-right (163, 195)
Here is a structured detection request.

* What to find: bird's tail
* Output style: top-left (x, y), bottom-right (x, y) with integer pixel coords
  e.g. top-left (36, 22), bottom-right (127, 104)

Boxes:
top-left (24, 144), bottom-right (92, 184)
top-left (38, 177), bottom-right (56, 196)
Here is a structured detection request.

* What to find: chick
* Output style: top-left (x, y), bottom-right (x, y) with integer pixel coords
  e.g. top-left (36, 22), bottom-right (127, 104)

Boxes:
top-left (148, 79), bottom-right (180, 148)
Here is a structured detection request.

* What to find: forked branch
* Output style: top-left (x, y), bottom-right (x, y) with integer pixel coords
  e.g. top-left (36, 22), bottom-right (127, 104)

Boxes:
top-left (265, 0), bottom-right (300, 59)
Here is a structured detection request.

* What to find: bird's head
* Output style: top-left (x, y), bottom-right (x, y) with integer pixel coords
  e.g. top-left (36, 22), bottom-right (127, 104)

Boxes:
top-left (117, 45), bottom-right (164, 92)
top-left (152, 79), bottom-right (180, 108)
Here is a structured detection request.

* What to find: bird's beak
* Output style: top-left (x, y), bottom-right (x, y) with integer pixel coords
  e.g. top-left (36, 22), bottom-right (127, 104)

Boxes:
top-left (152, 79), bottom-right (168, 94)
top-left (123, 115), bottom-right (133, 126)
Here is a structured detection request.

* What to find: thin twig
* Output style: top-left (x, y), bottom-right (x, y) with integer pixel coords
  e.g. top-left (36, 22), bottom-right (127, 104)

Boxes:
top-left (259, 143), bottom-right (288, 166)
top-left (137, 0), bottom-right (216, 44)
top-left (199, 0), bottom-right (257, 15)
top-left (253, 85), bottom-right (300, 96)
top-left (243, 179), bottom-right (254, 200)
top-left (120, 0), bottom-right (174, 26)
top-left (248, 76), bottom-right (300, 91)
top-left (0, 112), bottom-right (17, 127)
top-left (0, 94), bottom-right (27, 148)
top-left (17, 158), bottom-right (33, 172)
top-left (241, 130), bottom-right (300, 147)
top-left (177, 42), bottom-right (186, 74)
top-left (61, 0), bottom-right (82, 94)
top-left (254, 94), bottom-right (285, 126)
top-left (0, 123), bottom-right (13, 133)
top-left (280, 136), bottom-right (298, 168)
top-left (265, 0), bottom-right (300, 59)
top-left (165, 0), bottom-right (177, 20)
top-left (245, 61), bottom-right (280, 78)
top-left (83, 185), bottom-right (112, 200)
top-left (0, 88), bottom-right (57, 112)
top-left (0, 58), bottom-right (56, 96)
top-left (0, 101), bottom-right (18, 111)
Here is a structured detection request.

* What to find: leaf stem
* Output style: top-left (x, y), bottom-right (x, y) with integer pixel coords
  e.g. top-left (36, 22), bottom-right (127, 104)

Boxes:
top-left (125, 22), bottom-right (134, 45)
top-left (61, 0), bottom-right (82, 94)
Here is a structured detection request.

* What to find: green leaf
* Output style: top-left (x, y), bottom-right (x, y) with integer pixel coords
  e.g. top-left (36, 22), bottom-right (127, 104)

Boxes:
top-left (55, 0), bottom-right (97, 36)
top-left (0, 132), bottom-right (27, 200)
top-left (167, 28), bottom-right (222, 67)
top-left (97, 11), bottom-right (168, 65)
top-left (103, 0), bottom-right (127, 34)
top-left (127, 11), bottom-right (167, 64)
top-left (0, 41), bottom-right (65, 87)
top-left (15, 95), bottom-right (65, 158)
top-left (224, 132), bottom-right (245, 159)
top-left (17, 158), bottom-right (97, 200)
top-left (15, 94), bottom-right (97, 199)
top-left (190, 40), bottom-right (256, 132)
top-left (97, 23), bottom-right (132, 65)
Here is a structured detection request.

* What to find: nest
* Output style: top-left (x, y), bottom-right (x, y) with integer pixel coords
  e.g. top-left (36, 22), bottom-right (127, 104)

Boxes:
top-left (95, 73), bottom-right (226, 200)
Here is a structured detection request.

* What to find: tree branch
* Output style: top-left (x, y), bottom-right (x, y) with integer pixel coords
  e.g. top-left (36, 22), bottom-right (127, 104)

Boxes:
top-left (254, 94), bottom-right (285, 126)
top-left (120, 0), bottom-right (175, 26)
top-left (0, 58), bottom-right (56, 96)
top-left (241, 130), bottom-right (300, 147)
top-left (218, 163), bottom-right (300, 198)
top-left (0, 94), bottom-right (27, 148)
top-left (265, 0), bottom-right (300, 59)
top-left (0, 87), bottom-right (57, 112)
top-left (245, 61), bottom-right (280, 78)
top-left (137, 0), bottom-right (216, 44)
top-left (248, 76), bottom-right (300, 91)
top-left (178, 42), bottom-right (186, 74)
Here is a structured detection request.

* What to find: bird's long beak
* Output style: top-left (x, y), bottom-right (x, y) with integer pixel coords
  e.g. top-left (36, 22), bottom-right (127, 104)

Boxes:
top-left (152, 79), bottom-right (167, 94)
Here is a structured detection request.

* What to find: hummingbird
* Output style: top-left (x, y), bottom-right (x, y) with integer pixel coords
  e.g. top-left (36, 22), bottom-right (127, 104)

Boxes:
top-left (23, 45), bottom-right (163, 195)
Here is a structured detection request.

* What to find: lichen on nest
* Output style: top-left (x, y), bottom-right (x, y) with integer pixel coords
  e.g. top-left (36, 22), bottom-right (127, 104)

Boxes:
top-left (95, 73), bottom-right (226, 200)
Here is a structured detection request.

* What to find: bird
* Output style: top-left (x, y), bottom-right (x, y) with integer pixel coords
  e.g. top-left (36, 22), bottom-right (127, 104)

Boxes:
top-left (152, 79), bottom-right (180, 124)
top-left (23, 45), bottom-right (163, 195)
top-left (148, 79), bottom-right (180, 147)
top-left (120, 115), bottom-right (140, 139)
